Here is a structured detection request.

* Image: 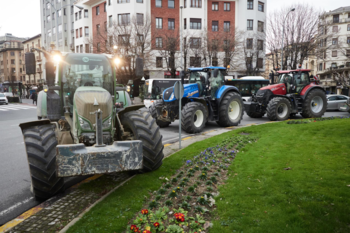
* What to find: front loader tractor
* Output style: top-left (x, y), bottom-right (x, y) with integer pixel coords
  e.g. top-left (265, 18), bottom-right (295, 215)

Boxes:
top-left (150, 67), bottom-right (244, 133)
top-left (21, 51), bottom-right (164, 200)
top-left (244, 68), bottom-right (327, 121)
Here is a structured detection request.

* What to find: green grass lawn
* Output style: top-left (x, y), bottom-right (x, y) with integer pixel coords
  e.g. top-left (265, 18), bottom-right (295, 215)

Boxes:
top-left (68, 119), bottom-right (350, 233)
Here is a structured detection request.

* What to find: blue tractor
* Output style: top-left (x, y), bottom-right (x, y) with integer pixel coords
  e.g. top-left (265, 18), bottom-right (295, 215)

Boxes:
top-left (150, 67), bottom-right (244, 133)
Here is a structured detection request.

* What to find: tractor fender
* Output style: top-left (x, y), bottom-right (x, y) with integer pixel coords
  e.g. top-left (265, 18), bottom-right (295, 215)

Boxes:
top-left (216, 85), bottom-right (240, 106)
top-left (116, 105), bottom-right (145, 119)
top-left (19, 119), bottom-right (51, 131)
top-left (300, 85), bottom-right (325, 99)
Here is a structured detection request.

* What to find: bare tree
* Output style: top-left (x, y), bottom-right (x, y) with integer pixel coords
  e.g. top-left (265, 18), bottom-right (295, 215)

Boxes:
top-left (241, 32), bottom-right (265, 75)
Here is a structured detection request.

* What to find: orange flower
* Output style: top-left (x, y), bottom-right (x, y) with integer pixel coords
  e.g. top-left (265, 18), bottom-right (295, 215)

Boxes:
top-left (141, 209), bottom-right (149, 215)
top-left (153, 222), bottom-right (160, 227)
top-left (174, 212), bottom-right (185, 222)
top-left (142, 230), bottom-right (151, 233)
top-left (130, 225), bottom-right (137, 230)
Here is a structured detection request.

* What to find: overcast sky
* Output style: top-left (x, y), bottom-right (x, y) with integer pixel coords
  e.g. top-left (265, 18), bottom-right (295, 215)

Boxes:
top-left (0, 0), bottom-right (349, 39)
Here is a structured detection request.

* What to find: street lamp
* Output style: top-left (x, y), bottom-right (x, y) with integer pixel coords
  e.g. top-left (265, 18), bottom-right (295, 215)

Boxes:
top-left (281, 7), bottom-right (295, 70)
top-left (46, 0), bottom-right (84, 51)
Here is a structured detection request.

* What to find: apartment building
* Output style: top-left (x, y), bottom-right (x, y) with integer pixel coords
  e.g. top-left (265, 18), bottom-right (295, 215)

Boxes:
top-left (0, 33), bottom-right (27, 84)
top-left (316, 6), bottom-right (350, 94)
top-left (41, 0), bottom-right (266, 79)
top-left (22, 34), bottom-right (44, 85)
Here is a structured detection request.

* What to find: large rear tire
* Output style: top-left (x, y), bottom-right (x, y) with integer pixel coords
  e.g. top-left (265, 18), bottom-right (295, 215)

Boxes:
top-left (22, 124), bottom-right (64, 200)
top-left (120, 110), bottom-right (164, 172)
top-left (149, 100), bottom-right (171, 128)
top-left (301, 89), bottom-right (327, 118)
top-left (266, 97), bottom-right (291, 121)
top-left (181, 102), bottom-right (208, 133)
top-left (217, 92), bottom-right (244, 127)
top-left (246, 111), bottom-right (265, 118)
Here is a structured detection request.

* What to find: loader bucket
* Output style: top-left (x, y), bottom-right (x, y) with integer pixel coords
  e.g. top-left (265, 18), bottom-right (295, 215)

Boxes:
top-left (56, 141), bottom-right (143, 177)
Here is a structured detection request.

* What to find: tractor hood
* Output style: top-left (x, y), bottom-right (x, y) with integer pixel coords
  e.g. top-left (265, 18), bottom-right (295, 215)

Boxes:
top-left (74, 87), bottom-right (113, 124)
top-left (259, 83), bottom-right (286, 95)
top-left (163, 83), bottom-right (200, 102)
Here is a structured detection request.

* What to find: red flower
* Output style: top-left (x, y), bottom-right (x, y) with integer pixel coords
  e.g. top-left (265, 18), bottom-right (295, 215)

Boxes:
top-left (132, 226), bottom-right (140, 233)
top-left (142, 230), bottom-right (151, 233)
top-left (141, 209), bottom-right (149, 215)
top-left (130, 225), bottom-right (137, 230)
top-left (174, 213), bottom-right (185, 222)
top-left (153, 222), bottom-right (160, 227)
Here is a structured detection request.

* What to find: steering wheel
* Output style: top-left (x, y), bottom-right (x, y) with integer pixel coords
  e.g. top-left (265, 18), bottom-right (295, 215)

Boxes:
top-left (84, 82), bottom-right (94, 87)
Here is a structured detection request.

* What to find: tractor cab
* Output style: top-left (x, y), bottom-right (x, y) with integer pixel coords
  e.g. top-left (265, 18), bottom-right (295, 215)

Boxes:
top-left (276, 69), bottom-right (313, 94)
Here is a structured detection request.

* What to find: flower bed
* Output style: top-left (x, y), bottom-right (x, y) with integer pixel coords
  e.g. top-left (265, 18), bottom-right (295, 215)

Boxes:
top-left (126, 135), bottom-right (256, 233)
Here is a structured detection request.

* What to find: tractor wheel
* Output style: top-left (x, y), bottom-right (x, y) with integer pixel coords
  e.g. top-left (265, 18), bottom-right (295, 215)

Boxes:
top-left (181, 102), bottom-right (208, 133)
top-left (301, 89), bottom-right (327, 118)
top-left (246, 111), bottom-right (266, 118)
top-left (22, 124), bottom-right (64, 200)
top-left (120, 110), bottom-right (164, 172)
top-left (217, 92), bottom-right (244, 127)
top-left (150, 100), bottom-right (171, 128)
top-left (266, 97), bottom-right (291, 121)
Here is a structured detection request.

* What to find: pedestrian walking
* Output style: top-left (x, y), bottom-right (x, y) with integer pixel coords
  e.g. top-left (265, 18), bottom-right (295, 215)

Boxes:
top-left (31, 92), bottom-right (37, 105)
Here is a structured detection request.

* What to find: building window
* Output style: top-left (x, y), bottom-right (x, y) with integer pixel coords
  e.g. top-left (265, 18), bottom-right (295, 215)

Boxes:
top-left (156, 0), bottom-right (162, 7)
top-left (168, 18), bottom-right (175, 30)
top-left (109, 0), bottom-right (112, 5)
top-left (332, 51), bottom-right (337, 57)
top-left (224, 21), bottom-right (230, 32)
top-left (46, 3), bottom-right (50, 9)
top-left (190, 18), bottom-right (201, 29)
top-left (75, 12), bottom-right (78, 21)
top-left (85, 44), bottom-right (90, 53)
top-left (246, 38), bottom-right (253, 49)
top-left (118, 14), bottom-right (130, 25)
top-left (247, 0), bottom-right (253, 9)
top-left (156, 37), bottom-right (163, 48)
top-left (104, 2), bottom-right (107, 11)
top-left (137, 0), bottom-right (143, 3)
top-left (257, 40), bottom-right (263, 50)
top-left (212, 21), bottom-right (218, 31)
top-left (84, 9), bottom-right (88, 18)
top-left (191, 0), bottom-right (202, 8)
top-left (80, 28), bottom-right (82, 37)
top-left (80, 44), bottom-right (83, 53)
top-left (76, 29), bottom-right (79, 38)
top-left (109, 15), bottom-right (113, 27)
top-left (96, 6), bottom-right (99, 15)
top-left (332, 26), bottom-right (338, 32)
top-left (346, 50), bottom-right (350, 57)
top-left (118, 35), bottom-right (130, 46)
top-left (11, 59), bottom-right (15, 65)
top-left (96, 24), bottom-right (100, 33)
top-left (58, 24), bottom-right (62, 33)
top-left (79, 11), bottom-right (81, 19)
top-left (52, 12), bottom-right (55, 20)
top-left (156, 57), bottom-right (163, 68)
top-left (333, 14), bottom-right (339, 23)
top-left (189, 38), bottom-right (201, 48)
top-left (212, 2), bottom-right (218, 11)
top-left (168, 0), bottom-right (174, 8)
top-left (258, 1), bottom-right (264, 12)
top-left (224, 2), bottom-right (230, 11)
top-left (258, 21), bottom-right (264, 32)
top-left (257, 58), bottom-right (263, 68)
top-left (118, 0), bottom-right (130, 2)
top-left (104, 21), bottom-right (107, 31)
top-left (47, 15), bottom-right (50, 22)
top-left (190, 57), bottom-right (201, 67)
top-left (212, 57), bottom-right (218, 66)
top-left (137, 13), bottom-right (143, 25)
top-left (156, 18), bottom-right (163, 29)
top-left (347, 37), bottom-right (350, 44)
top-left (332, 38), bottom-right (338, 45)
top-left (347, 24), bottom-right (350, 31)
top-left (58, 9), bottom-right (62, 17)
top-left (85, 27), bottom-right (89, 36)
top-left (247, 20), bottom-right (253, 30)
top-left (97, 43), bottom-right (101, 52)
top-left (184, 18), bottom-right (187, 29)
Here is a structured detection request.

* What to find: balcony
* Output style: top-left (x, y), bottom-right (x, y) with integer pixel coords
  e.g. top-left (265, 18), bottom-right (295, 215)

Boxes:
top-left (343, 18), bottom-right (350, 23)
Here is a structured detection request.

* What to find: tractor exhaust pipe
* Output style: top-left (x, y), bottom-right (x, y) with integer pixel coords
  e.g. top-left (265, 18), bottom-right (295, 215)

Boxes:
top-left (93, 109), bottom-right (105, 147)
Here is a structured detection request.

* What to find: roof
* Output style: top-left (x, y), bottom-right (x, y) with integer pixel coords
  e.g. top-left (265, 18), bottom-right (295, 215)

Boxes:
top-left (277, 69), bottom-right (311, 74)
top-left (22, 34), bottom-right (42, 44)
top-left (188, 66), bottom-right (226, 71)
top-left (328, 6), bottom-right (350, 14)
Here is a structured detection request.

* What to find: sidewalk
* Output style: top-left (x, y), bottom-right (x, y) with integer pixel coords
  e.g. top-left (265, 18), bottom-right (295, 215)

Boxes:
top-left (18, 98), bottom-right (36, 106)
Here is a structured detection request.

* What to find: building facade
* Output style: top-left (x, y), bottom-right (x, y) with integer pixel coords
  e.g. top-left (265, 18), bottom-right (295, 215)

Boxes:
top-left (22, 34), bottom-right (44, 85)
top-left (316, 6), bottom-right (350, 95)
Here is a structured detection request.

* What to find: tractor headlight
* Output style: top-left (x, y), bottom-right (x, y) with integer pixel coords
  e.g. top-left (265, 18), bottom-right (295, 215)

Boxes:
top-left (79, 117), bottom-right (91, 130)
top-left (102, 117), bottom-right (112, 129)
top-left (169, 93), bottom-right (174, 100)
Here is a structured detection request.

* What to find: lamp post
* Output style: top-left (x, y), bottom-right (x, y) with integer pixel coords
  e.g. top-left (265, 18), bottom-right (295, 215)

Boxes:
top-left (280, 8), bottom-right (295, 70)
top-left (46, 1), bottom-right (83, 51)
top-left (180, 6), bottom-right (184, 71)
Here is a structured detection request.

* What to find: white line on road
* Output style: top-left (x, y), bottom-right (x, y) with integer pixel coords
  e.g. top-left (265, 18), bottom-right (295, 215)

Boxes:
top-left (0, 197), bottom-right (34, 217)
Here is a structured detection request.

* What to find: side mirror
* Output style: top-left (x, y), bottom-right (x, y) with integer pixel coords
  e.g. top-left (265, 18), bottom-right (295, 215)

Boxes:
top-left (135, 57), bottom-right (144, 77)
top-left (46, 61), bottom-right (55, 86)
top-left (25, 53), bottom-right (36, 75)
top-left (180, 70), bottom-right (185, 84)
top-left (213, 69), bottom-right (219, 78)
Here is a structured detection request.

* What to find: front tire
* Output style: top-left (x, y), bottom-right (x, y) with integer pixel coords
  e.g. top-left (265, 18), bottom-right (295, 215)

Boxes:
top-left (266, 97), bottom-right (291, 121)
top-left (120, 110), bottom-right (164, 172)
top-left (22, 124), bottom-right (64, 200)
top-left (149, 100), bottom-right (171, 128)
top-left (181, 102), bottom-right (208, 133)
top-left (217, 92), bottom-right (244, 127)
top-left (301, 89), bottom-right (327, 118)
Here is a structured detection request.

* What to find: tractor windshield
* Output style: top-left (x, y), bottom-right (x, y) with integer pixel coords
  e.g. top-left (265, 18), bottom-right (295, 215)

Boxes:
top-left (278, 74), bottom-right (293, 84)
top-left (189, 71), bottom-right (207, 83)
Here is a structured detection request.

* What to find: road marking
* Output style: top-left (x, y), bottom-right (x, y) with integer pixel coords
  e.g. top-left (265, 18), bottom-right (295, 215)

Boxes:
top-left (226, 126), bottom-right (235, 129)
top-left (0, 197), bottom-right (34, 217)
top-left (245, 123), bottom-right (257, 126)
top-left (182, 137), bottom-right (192, 141)
top-left (164, 144), bottom-right (172, 147)
top-left (202, 130), bottom-right (216, 134)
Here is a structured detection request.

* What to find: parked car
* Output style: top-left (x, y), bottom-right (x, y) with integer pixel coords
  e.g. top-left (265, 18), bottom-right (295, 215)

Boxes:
top-left (326, 94), bottom-right (350, 110)
top-left (339, 97), bottom-right (350, 113)
top-left (0, 93), bottom-right (9, 105)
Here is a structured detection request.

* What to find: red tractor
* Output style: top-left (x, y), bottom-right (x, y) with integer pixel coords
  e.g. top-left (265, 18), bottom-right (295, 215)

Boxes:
top-left (244, 68), bottom-right (327, 121)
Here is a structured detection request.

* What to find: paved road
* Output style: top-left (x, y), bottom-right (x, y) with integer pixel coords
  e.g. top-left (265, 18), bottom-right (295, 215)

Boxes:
top-left (0, 102), bottom-right (348, 226)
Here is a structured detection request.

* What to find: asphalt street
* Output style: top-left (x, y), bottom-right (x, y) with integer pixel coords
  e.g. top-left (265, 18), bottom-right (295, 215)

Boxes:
top-left (0, 101), bottom-right (348, 226)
